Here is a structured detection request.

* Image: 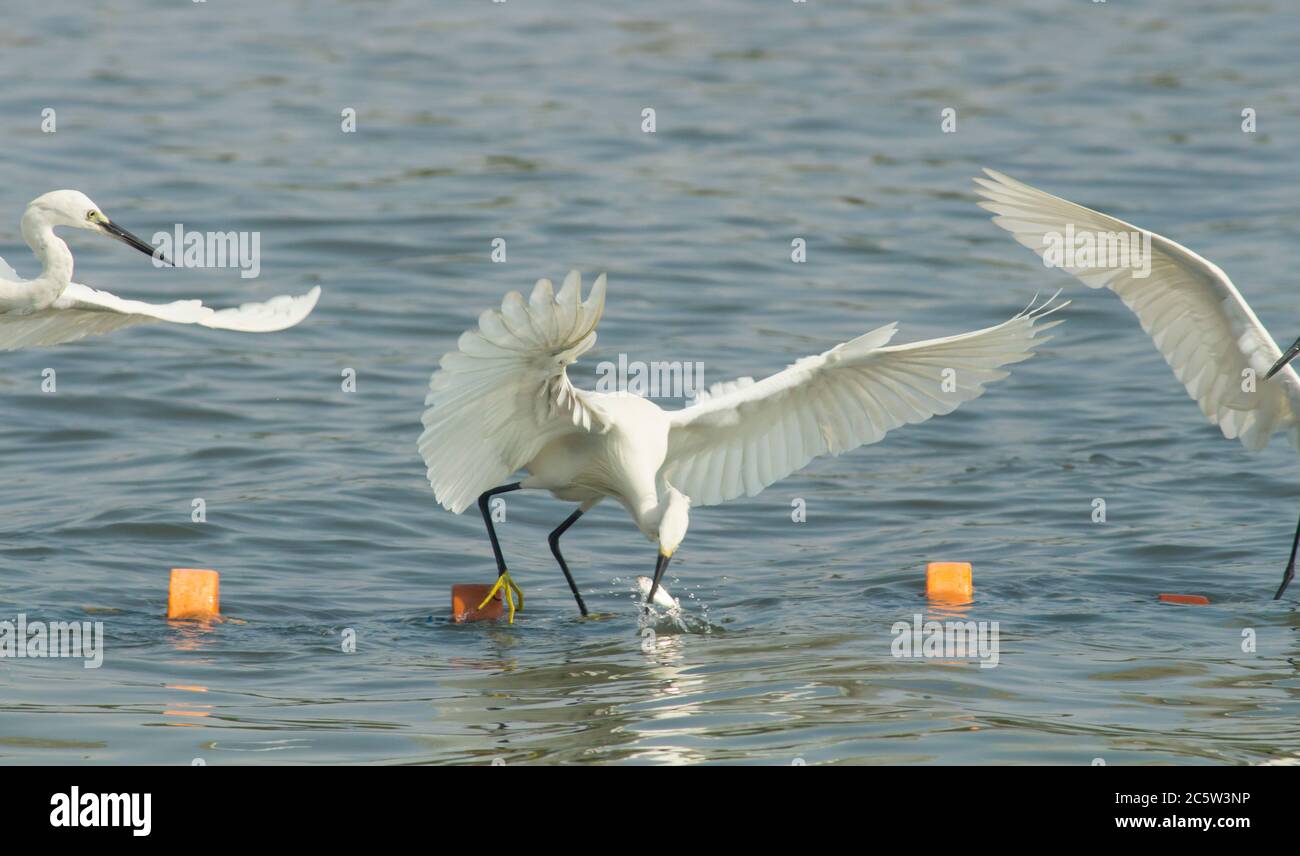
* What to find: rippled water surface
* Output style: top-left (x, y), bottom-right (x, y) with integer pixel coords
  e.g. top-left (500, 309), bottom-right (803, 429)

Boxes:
top-left (1, 0), bottom-right (1298, 764)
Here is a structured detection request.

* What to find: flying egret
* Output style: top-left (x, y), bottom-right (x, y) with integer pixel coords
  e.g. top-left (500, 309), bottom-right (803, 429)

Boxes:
top-left (418, 271), bottom-right (1064, 621)
top-left (0, 190), bottom-right (319, 350)
top-left (974, 168), bottom-right (1300, 599)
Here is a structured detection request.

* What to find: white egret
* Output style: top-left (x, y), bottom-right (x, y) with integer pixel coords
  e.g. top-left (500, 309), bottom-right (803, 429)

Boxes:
top-left (0, 190), bottom-right (319, 350)
top-left (974, 168), bottom-right (1300, 598)
top-left (418, 271), bottom-right (1064, 621)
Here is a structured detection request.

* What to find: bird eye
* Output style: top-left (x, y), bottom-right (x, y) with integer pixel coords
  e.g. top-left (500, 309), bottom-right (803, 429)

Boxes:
top-left (86, 210), bottom-right (96, 221)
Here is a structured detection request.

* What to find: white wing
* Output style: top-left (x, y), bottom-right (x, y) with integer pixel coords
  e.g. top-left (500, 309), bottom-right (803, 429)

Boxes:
top-left (0, 282), bottom-right (321, 351)
top-left (418, 271), bottom-right (610, 514)
top-left (975, 168), bottom-right (1300, 451)
top-left (663, 297), bottom-right (1064, 507)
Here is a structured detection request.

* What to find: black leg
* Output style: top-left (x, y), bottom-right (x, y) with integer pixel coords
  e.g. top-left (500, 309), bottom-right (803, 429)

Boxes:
top-left (548, 508), bottom-right (589, 617)
top-left (477, 483), bottom-right (521, 577)
top-left (1275, 512), bottom-right (1300, 600)
top-left (644, 551), bottom-right (672, 615)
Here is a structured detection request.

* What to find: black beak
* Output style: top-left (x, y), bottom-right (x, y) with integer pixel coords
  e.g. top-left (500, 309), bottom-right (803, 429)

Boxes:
top-left (102, 220), bottom-right (171, 266)
top-left (644, 551), bottom-right (672, 614)
top-left (1265, 340), bottom-right (1300, 380)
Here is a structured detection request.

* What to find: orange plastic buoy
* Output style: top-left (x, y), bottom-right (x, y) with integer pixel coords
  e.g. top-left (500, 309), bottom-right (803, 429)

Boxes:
top-left (167, 568), bottom-right (220, 620)
top-left (1158, 593), bottom-right (1210, 605)
top-left (926, 562), bottom-right (973, 601)
top-left (452, 584), bottom-right (504, 623)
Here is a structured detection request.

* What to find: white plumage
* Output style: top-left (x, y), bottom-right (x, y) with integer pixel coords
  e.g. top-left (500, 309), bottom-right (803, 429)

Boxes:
top-left (0, 277), bottom-right (321, 350)
top-left (975, 168), bottom-right (1300, 599)
top-left (0, 189), bottom-right (320, 351)
top-left (420, 271), bottom-right (610, 516)
top-left (975, 168), bottom-right (1300, 451)
top-left (418, 270), bottom-right (1064, 619)
top-left (664, 307), bottom-right (1058, 507)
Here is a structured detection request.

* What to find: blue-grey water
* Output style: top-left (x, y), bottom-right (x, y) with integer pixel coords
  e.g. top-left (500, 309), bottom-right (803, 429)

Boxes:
top-left (1, 0), bottom-right (1297, 765)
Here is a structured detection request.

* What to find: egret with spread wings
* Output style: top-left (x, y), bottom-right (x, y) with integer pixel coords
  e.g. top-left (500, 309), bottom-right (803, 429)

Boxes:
top-left (975, 168), bottom-right (1300, 599)
top-left (418, 271), bottom-right (1063, 621)
top-left (0, 190), bottom-right (319, 350)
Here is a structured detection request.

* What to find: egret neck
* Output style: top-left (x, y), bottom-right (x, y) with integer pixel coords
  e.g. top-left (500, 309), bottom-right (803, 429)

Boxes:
top-left (15, 208), bottom-right (74, 310)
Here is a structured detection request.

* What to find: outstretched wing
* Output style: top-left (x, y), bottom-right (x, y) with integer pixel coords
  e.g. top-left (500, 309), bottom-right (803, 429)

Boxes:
top-left (0, 282), bottom-right (321, 351)
top-left (418, 271), bottom-right (609, 514)
top-left (975, 168), bottom-right (1300, 451)
top-left (663, 297), bottom-right (1064, 507)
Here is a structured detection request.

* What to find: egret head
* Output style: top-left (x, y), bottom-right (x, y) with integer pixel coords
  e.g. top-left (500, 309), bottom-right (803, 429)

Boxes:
top-left (25, 190), bottom-right (169, 264)
top-left (656, 485), bottom-right (691, 558)
top-left (1266, 337), bottom-right (1300, 381)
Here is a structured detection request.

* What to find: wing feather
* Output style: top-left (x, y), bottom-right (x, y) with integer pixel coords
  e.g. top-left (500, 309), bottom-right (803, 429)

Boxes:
top-left (0, 282), bottom-right (319, 351)
top-left (663, 297), bottom-right (1064, 507)
top-left (418, 271), bottom-right (609, 513)
top-left (975, 168), bottom-right (1300, 450)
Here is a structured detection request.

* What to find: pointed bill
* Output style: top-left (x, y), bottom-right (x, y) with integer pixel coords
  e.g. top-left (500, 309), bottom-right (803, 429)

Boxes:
top-left (1266, 339), bottom-right (1300, 380)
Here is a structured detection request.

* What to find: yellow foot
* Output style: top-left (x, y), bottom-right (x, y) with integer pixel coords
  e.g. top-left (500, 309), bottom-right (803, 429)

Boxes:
top-left (479, 569), bottom-right (524, 623)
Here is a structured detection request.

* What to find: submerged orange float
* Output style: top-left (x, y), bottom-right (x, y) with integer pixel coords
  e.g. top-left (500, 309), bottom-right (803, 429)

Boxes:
top-left (1158, 593), bottom-right (1210, 605)
top-left (452, 583), bottom-right (503, 623)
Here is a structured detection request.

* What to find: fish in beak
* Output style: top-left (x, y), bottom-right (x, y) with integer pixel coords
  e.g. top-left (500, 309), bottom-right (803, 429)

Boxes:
top-left (644, 550), bottom-right (672, 614)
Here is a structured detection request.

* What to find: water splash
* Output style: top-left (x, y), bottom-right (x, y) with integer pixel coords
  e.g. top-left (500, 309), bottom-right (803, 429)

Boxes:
top-left (628, 575), bottom-right (712, 634)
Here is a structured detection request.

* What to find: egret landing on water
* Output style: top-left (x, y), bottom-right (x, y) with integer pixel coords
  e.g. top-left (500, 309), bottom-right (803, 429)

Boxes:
top-left (0, 190), bottom-right (319, 350)
top-left (975, 168), bottom-right (1300, 599)
top-left (418, 271), bottom-right (1065, 622)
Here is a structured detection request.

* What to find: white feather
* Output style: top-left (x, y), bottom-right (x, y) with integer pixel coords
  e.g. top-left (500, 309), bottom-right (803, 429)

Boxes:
top-left (663, 296), bottom-right (1065, 507)
top-left (418, 271), bottom-right (610, 514)
top-left (975, 168), bottom-right (1300, 451)
top-left (0, 281), bottom-right (320, 351)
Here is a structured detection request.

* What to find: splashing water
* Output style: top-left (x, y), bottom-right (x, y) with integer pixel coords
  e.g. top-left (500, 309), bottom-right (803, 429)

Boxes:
top-left (630, 575), bottom-right (718, 635)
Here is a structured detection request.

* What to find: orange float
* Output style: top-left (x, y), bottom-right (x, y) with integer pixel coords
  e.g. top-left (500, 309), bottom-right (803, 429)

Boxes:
top-left (926, 562), bottom-right (973, 601)
top-left (167, 568), bottom-right (220, 620)
top-left (452, 583), bottom-right (504, 622)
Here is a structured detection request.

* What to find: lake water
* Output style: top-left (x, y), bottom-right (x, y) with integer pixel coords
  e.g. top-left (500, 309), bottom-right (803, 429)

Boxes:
top-left (0, 0), bottom-right (1297, 765)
